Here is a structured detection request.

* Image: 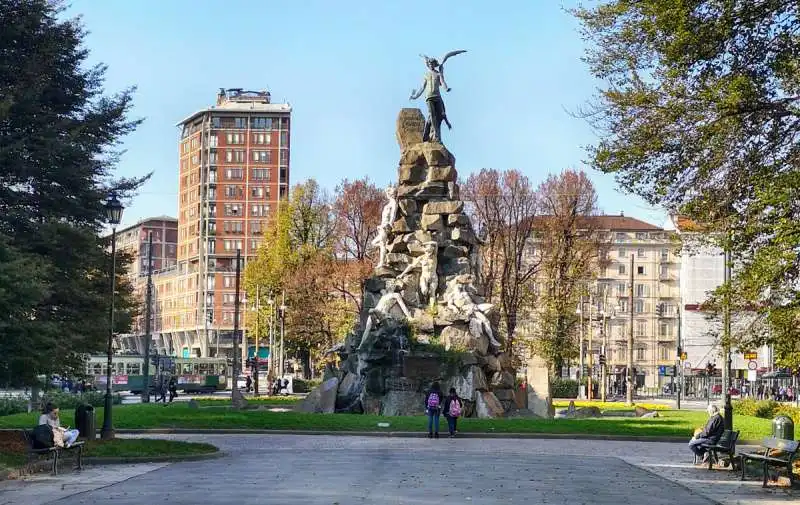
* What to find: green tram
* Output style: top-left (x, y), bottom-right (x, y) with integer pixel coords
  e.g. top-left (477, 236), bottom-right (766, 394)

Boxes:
top-left (85, 355), bottom-right (229, 394)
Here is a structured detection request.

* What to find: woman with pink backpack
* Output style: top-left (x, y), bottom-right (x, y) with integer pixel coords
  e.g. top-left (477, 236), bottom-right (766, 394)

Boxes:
top-left (424, 382), bottom-right (443, 438)
top-left (443, 387), bottom-right (462, 438)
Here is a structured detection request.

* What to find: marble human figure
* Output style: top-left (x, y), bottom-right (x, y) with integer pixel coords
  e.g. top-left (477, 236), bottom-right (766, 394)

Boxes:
top-left (399, 241), bottom-right (439, 307)
top-left (359, 280), bottom-right (412, 350)
top-left (370, 186), bottom-right (398, 268)
top-left (444, 275), bottom-right (500, 348)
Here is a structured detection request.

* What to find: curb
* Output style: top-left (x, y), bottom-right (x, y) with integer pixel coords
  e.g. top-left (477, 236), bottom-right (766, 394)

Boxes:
top-left (114, 429), bottom-right (762, 445)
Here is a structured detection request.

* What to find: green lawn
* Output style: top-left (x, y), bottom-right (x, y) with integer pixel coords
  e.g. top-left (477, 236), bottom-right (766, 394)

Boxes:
top-left (194, 396), bottom-right (300, 407)
top-left (552, 400), bottom-right (671, 411)
top-left (0, 404), bottom-right (773, 441)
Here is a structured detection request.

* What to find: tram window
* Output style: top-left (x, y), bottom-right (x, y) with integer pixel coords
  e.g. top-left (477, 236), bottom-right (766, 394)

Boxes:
top-left (127, 363), bottom-right (141, 375)
top-left (182, 364), bottom-right (192, 374)
top-left (92, 364), bottom-right (102, 375)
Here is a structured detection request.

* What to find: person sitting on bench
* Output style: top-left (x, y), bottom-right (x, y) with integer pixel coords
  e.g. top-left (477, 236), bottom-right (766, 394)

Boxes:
top-left (39, 403), bottom-right (80, 448)
top-left (689, 404), bottom-right (724, 463)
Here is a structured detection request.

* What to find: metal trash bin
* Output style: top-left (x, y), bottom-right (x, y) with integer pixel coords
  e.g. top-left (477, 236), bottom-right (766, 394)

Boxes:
top-left (772, 415), bottom-right (794, 440)
top-left (75, 404), bottom-right (96, 441)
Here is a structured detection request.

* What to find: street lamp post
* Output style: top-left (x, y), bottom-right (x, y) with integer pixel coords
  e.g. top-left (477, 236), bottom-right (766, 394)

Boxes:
top-left (100, 193), bottom-right (123, 441)
top-left (279, 291), bottom-right (286, 380)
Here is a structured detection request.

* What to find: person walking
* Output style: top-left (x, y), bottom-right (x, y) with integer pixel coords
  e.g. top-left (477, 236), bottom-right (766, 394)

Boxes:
top-left (157, 375), bottom-right (168, 403)
top-left (168, 376), bottom-right (178, 403)
top-left (442, 387), bottom-right (462, 438)
top-left (245, 375), bottom-right (253, 394)
top-left (424, 382), bottom-right (442, 439)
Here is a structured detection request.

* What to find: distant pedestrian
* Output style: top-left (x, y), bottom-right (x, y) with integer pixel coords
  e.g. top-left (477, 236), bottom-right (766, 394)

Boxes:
top-left (442, 387), bottom-right (462, 438)
top-left (168, 376), bottom-right (178, 403)
top-left (424, 382), bottom-right (442, 439)
top-left (246, 375), bottom-right (253, 393)
top-left (157, 375), bottom-right (168, 403)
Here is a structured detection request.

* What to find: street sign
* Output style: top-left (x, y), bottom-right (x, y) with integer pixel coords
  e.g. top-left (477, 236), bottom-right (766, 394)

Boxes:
top-left (684, 362), bottom-right (692, 369)
top-left (747, 370), bottom-right (757, 382)
top-left (680, 352), bottom-right (688, 361)
top-left (744, 351), bottom-right (758, 360)
top-left (747, 360), bottom-right (757, 370)
top-left (658, 365), bottom-right (675, 377)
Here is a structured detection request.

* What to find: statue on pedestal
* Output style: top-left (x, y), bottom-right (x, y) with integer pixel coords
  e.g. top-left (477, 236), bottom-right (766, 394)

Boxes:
top-left (409, 50), bottom-right (466, 143)
top-left (399, 241), bottom-right (439, 308)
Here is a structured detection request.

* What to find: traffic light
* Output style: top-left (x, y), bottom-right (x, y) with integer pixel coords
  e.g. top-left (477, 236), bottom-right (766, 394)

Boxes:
top-left (599, 354), bottom-right (606, 366)
top-left (706, 362), bottom-right (715, 375)
top-left (656, 303), bottom-right (664, 317)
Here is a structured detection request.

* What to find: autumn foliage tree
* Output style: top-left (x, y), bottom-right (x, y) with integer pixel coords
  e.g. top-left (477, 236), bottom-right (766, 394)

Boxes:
top-left (531, 170), bottom-right (607, 375)
top-left (462, 169), bottom-right (540, 357)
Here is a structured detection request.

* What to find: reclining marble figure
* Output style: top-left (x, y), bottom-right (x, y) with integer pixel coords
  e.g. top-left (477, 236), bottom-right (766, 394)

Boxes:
top-left (359, 279), bottom-right (411, 350)
top-left (444, 274), bottom-right (501, 348)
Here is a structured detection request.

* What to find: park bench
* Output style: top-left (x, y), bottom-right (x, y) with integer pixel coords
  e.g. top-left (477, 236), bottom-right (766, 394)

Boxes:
top-left (693, 430), bottom-right (740, 470)
top-left (22, 430), bottom-right (84, 475)
top-left (739, 437), bottom-right (799, 488)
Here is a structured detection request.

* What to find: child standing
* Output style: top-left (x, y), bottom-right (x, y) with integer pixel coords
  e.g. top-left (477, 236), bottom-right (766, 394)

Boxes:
top-left (424, 382), bottom-right (442, 439)
top-left (443, 388), bottom-right (462, 438)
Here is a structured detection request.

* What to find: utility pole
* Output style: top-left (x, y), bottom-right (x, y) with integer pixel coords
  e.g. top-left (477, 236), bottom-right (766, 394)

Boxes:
top-left (268, 297), bottom-right (275, 379)
top-left (723, 241), bottom-right (733, 430)
top-left (601, 290), bottom-right (609, 403)
top-left (232, 249), bottom-right (242, 396)
top-left (578, 296), bottom-right (585, 399)
top-left (588, 294), bottom-right (594, 401)
top-left (627, 254), bottom-right (635, 405)
top-left (279, 290), bottom-right (286, 379)
top-left (676, 305), bottom-right (682, 410)
top-left (141, 232), bottom-right (154, 403)
top-left (254, 285), bottom-right (260, 396)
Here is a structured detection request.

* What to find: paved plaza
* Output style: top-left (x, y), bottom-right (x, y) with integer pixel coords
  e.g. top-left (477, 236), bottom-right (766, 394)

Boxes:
top-left (1, 435), bottom-right (797, 505)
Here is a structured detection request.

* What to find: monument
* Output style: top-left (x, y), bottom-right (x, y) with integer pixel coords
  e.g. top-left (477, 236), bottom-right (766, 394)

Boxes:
top-left (298, 51), bottom-right (550, 418)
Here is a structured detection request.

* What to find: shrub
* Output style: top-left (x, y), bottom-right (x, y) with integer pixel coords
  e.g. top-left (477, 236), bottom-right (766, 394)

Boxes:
top-left (40, 391), bottom-right (122, 411)
top-left (551, 378), bottom-right (579, 399)
top-left (0, 397), bottom-right (29, 417)
top-left (733, 399), bottom-right (800, 424)
top-left (292, 379), bottom-right (321, 393)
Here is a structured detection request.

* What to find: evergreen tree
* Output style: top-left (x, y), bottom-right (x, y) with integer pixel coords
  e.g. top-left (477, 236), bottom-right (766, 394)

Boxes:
top-left (0, 0), bottom-right (147, 385)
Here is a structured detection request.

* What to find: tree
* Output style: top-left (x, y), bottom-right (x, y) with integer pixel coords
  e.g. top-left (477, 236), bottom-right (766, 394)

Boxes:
top-left (331, 177), bottom-right (383, 315)
top-left (0, 0), bottom-right (147, 385)
top-left (530, 170), bottom-right (607, 375)
top-left (462, 169), bottom-right (540, 357)
top-left (573, 2), bottom-right (800, 366)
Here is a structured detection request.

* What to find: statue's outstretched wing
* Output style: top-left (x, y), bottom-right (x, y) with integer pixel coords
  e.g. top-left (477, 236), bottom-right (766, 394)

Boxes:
top-left (439, 50), bottom-right (467, 69)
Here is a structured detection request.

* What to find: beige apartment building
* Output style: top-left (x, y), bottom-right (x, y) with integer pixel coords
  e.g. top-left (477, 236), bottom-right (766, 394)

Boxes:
top-left (589, 215), bottom-right (681, 392)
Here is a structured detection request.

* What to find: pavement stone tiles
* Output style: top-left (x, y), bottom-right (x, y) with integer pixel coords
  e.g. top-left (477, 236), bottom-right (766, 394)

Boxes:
top-left (0, 435), bottom-right (797, 505)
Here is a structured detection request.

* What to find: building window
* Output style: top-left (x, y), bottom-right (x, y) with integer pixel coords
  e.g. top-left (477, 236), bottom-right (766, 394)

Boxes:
top-left (207, 135), bottom-right (218, 148)
top-left (635, 299), bottom-right (644, 313)
top-left (250, 239), bottom-right (260, 250)
top-left (636, 232), bottom-right (647, 240)
top-left (618, 248), bottom-right (626, 258)
top-left (279, 149), bottom-right (288, 164)
top-left (251, 204), bottom-right (269, 217)
top-left (223, 293), bottom-right (236, 305)
top-left (636, 348), bottom-right (646, 360)
top-left (252, 150), bottom-right (271, 163)
top-left (280, 117), bottom-right (289, 129)
top-left (635, 284), bottom-right (647, 297)
top-left (226, 133), bottom-right (244, 145)
top-left (224, 185), bottom-right (243, 198)
top-left (234, 150), bottom-right (245, 162)
top-left (251, 186), bottom-right (265, 198)
top-left (223, 221), bottom-right (243, 234)
top-left (251, 117), bottom-right (272, 129)
top-left (234, 117), bottom-right (246, 129)
top-left (211, 117), bottom-right (221, 128)
top-left (223, 204), bottom-right (242, 216)
top-left (223, 239), bottom-right (243, 251)
top-left (251, 221), bottom-right (263, 235)
top-left (637, 266), bottom-right (645, 275)
top-left (618, 264), bottom-right (626, 275)
top-left (252, 169), bottom-right (270, 180)
top-left (637, 248), bottom-right (646, 258)
top-left (225, 168), bottom-right (243, 180)
top-left (636, 320), bottom-right (646, 336)
top-left (659, 322), bottom-right (671, 337)
top-left (659, 346), bottom-right (669, 360)
top-left (280, 131), bottom-right (288, 146)
top-left (619, 299), bottom-right (628, 313)
top-left (253, 133), bottom-right (271, 145)
top-left (616, 233), bottom-right (627, 241)
top-left (617, 282), bottom-right (626, 296)
top-left (661, 249), bottom-right (669, 261)
top-left (191, 154), bottom-right (199, 165)
top-left (223, 276), bottom-right (234, 288)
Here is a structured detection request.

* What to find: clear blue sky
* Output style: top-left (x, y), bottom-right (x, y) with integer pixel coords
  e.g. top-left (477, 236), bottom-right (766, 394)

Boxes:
top-left (66, 0), bottom-right (668, 229)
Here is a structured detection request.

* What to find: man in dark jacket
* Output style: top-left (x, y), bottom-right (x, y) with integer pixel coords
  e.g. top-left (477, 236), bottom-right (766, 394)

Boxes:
top-left (689, 404), bottom-right (725, 462)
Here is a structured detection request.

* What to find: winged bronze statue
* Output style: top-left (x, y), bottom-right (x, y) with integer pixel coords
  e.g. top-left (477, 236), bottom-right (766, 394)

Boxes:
top-left (410, 50), bottom-right (467, 144)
